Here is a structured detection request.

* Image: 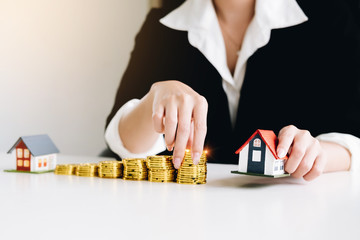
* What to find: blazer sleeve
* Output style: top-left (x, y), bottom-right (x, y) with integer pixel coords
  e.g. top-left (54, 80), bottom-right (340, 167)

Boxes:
top-left (106, 8), bottom-right (170, 128)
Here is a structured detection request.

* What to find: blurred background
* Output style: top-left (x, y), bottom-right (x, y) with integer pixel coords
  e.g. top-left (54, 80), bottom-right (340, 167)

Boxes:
top-left (0, 0), bottom-right (163, 156)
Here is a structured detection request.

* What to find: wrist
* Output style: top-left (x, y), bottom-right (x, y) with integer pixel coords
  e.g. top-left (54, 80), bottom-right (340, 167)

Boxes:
top-left (320, 141), bottom-right (351, 172)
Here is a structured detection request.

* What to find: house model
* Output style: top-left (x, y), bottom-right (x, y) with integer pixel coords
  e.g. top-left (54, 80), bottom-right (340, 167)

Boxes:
top-left (6, 135), bottom-right (59, 173)
top-left (231, 129), bottom-right (290, 178)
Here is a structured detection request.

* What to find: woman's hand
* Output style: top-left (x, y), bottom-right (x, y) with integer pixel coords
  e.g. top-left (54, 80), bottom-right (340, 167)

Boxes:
top-left (277, 125), bottom-right (327, 181)
top-left (149, 81), bottom-right (208, 169)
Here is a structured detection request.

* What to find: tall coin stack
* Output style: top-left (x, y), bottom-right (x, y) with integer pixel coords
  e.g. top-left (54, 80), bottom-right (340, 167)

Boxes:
top-left (176, 150), bottom-right (207, 185)
top-left (98, 160), bottom-right (123, 178)
top-left (76, 163), bottom-right (99, 177)
top-left (146, 155), bottom-right (176, 182)
top-left (54, 164), bottom-right (77, 175)
top-left (122, 158), bottom-right (148, 180)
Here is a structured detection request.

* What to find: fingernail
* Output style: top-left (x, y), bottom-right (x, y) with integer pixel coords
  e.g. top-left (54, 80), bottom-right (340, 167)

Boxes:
top-left (192, 152), bottom-right (200, 165)
top-left (278, 148), bottom-right (286, 158)
top-left (174, 158), bottom-right (181, 169)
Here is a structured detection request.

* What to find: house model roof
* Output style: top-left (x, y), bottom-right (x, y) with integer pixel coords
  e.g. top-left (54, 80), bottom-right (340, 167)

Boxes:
top-left (235, 130), bottom-right (288, 160)
top-left (7, 135), bottom-right (59, 157)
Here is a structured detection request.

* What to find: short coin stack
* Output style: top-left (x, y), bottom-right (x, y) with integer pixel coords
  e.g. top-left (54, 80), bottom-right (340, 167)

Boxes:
top-left (76, 163), bottom-right (99, 177)
top-left (146, 155), bottom-right (176, 182)
top-left (98, 160), bottom-right (123, 178)
top-left (54, 164), bottom-right (77, 175)
top-left (122, 158), bottom-right (148, 180)
top-left (177, 150), bottom-right (207, 185)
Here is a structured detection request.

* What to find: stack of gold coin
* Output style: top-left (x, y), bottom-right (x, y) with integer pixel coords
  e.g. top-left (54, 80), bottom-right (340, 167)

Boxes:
top-left (146, 155), bottom-right (176, 182)
top-left (75, 163), bottom-right (99, 177)
top-left (98, 160), bottom-right (123, 178)
top-left (176, 150), bottom-right (207, 185)
top-left (122, 158), bottom-right (148, 180)
top-left (54, 164), bottom-right (77, 175)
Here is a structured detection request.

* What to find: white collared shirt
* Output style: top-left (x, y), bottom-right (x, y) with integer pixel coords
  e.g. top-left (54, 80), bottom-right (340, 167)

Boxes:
top-left (105, 0), bottom-right (360, 172)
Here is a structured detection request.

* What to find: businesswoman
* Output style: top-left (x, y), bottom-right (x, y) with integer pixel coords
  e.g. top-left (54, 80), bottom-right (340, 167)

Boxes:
top-left (105, 0), bottom-right (360, 181)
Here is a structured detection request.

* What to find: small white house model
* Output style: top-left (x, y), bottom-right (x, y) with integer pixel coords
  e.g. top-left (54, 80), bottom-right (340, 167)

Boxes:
top-left (7, 135), bottom-right (59, 173)
top-left (233, 130), bottom-right (289, 177)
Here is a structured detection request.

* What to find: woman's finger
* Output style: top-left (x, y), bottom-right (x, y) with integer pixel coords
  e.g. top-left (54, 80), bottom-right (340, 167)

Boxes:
top-left (277, 125), bottom-right (297, 158)
top-left (173, 102), bottom-right (193, 169)
top-left (303, 154), bottom-right (325, 181)
top-left (152, 105), bottom-right (165, 134)
top-left (284, 131), bottom-right (312, 174)
top-left (186, 120), bottom-right (194, 149)
top-left (164, 101), bottom-right (178, 152)
top-left (191, 96), bottom-right (208, 165)
top-left (291, 145), bottom-right (317, 178)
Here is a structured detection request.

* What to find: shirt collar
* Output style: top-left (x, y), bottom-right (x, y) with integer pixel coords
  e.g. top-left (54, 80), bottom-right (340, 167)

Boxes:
top-left (160, 0), bottom-right (308, 87)
top-left (160, 0), bottom-right (216, 31)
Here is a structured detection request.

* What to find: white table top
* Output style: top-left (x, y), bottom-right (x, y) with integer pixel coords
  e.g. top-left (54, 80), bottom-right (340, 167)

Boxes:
top-left (0, 153), bottom-right (359, 240)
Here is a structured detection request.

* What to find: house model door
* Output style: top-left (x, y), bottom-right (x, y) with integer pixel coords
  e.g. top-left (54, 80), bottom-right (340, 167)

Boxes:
top-left (247, 136), bottom-right (266, 174)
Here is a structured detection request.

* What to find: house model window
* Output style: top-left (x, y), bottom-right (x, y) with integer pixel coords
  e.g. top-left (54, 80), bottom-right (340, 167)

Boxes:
top-left (17, 149), bottom-right (23, 158)
top-left (253, 138), bottom-right (261, 147)
top-left (274, 161), bottom-right (279, 171)
top-left (24, 149), bottom-right (29, 158)
top-left (252, 150), bottom-right (261, 162)
top-left (274, 161), bottom-right (285, 172)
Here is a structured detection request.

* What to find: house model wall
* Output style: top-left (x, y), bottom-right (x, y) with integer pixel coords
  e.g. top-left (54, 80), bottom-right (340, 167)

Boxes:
top-left (235, 130), bottom-right (288, 177)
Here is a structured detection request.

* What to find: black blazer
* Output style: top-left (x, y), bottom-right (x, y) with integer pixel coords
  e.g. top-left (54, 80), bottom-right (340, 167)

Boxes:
top-left (107, 0), bottom-right (360, 164)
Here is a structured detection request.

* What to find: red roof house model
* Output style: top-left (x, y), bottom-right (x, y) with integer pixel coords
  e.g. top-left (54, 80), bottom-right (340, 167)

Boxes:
top-left (232, 130), bottom-right (290, 178)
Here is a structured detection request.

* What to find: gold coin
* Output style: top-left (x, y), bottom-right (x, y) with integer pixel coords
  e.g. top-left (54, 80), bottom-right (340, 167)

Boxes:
top-left (149, 179), bottom-right (175, 183)
top-left (176, 181), bottom-right (206, 185)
